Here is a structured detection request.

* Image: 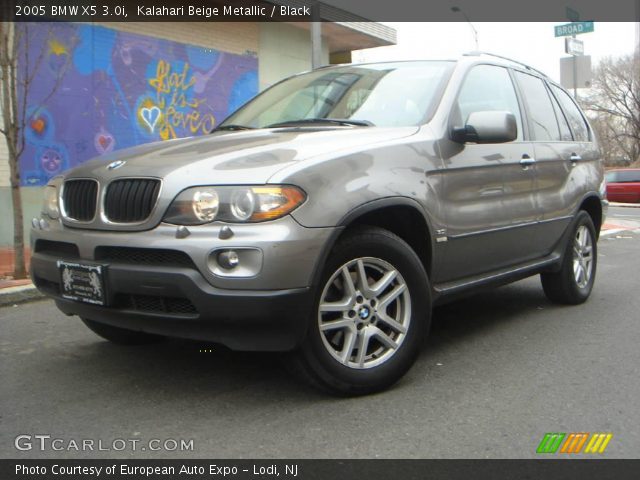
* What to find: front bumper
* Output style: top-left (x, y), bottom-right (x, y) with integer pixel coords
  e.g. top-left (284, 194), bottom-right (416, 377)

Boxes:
top-left (30, 216), bottom-right (337, 351)
top-left (32, 253), bottom-right (313, 350)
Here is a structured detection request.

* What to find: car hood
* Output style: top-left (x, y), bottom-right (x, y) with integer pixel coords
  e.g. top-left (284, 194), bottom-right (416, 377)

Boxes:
top-left (65, 126), bottom-right (420, 185)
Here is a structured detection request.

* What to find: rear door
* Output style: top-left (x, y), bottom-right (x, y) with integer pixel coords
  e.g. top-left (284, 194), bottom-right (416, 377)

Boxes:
top-left (439, 64), bottom-right (537, 282)
top-left (512, 72), bottom-right (582, 256)
top-left (548, 83), bottom-right (598, 243)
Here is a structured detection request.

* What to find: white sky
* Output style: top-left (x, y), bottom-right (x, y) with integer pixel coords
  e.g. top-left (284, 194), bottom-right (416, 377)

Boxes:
top-left (353, 22), bottom-right (637, 82)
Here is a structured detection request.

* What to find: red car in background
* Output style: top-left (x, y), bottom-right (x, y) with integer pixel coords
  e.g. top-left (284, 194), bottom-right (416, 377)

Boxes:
top-left (606, 168), bottom-right (640, 203)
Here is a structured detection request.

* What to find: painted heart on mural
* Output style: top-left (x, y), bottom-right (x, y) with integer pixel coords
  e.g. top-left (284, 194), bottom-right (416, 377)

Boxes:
top-left (94, 129), bottom-right (115, 154)
top-left (99, 135), bottom-right (112, 150)
top-left (30, 117), bottom-right (46, 136)
top-left (141, 106), bottom-right (161, 133)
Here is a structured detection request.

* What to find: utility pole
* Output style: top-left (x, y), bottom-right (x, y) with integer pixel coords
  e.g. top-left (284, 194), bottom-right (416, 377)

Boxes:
top-left (451, 6), bottom-right (479, 51)
top-left (311, 2), bottom-right (322, 69)
top-left (572, 34), bottom-right (578, 99)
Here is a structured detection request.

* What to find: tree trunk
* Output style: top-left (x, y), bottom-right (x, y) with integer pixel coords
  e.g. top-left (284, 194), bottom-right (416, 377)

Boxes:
top-left (9, 150), bottom-right (26, 279)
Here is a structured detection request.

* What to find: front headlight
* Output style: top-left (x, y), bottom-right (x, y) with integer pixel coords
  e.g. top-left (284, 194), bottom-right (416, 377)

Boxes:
top-left (42, 185), bottom-right (59, 219)
top-left (163, 185), bottom-right (306, 225)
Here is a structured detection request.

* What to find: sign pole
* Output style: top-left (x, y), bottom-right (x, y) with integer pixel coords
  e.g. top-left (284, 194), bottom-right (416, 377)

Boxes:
top-left (572, 34), bottom-right (578, 98)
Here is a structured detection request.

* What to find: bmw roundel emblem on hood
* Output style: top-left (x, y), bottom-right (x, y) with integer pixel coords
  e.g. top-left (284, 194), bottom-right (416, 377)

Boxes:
top-left (107, 160), bottom-right (126, 170)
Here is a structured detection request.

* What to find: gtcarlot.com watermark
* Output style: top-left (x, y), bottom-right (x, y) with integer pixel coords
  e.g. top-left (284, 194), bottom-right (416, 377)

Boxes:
top-left (15, 434), bottom-right (194, 452)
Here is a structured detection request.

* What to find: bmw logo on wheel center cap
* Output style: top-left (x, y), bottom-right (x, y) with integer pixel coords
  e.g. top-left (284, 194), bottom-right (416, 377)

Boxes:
top-left (358, 307), bottom-right (370, 320)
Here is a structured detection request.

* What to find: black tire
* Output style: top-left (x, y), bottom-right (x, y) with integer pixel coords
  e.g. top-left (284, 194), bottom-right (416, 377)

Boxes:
top-left (288, 226), bottom-right (431, 396)
top-left (81, 318), bottom-right (165, 345)
top-left (541, 211), bottom-right (597, 305)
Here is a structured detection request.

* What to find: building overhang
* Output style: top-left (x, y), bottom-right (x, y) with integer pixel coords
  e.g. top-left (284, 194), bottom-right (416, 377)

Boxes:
top-left (268, 0), bottom-right (397, 52)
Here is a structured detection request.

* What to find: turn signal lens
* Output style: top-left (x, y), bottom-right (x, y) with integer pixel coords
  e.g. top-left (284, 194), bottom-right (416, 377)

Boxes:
top-left (249, 186), bottom-right (306, 221)
top-left (42, 185), bottom-right (59, 219)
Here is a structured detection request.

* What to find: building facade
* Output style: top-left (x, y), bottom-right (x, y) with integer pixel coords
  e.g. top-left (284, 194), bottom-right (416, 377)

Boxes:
top-left (0, 19), bottom-right (395, 258)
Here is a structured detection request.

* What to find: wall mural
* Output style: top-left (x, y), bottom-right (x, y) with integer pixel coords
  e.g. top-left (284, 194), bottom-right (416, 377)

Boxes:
top-left (18, 23), bottom-right (258, 186)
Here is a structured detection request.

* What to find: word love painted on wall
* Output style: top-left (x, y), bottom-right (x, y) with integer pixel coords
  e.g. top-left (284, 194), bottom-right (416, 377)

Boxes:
top-left (145, 60), bottom-right (216, 140)
top-left (18, 23), bottom-right (258, 186)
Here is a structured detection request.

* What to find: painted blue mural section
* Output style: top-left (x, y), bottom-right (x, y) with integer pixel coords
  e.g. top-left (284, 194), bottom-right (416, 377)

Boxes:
top-left (18, 23), bottom-right (259, 186)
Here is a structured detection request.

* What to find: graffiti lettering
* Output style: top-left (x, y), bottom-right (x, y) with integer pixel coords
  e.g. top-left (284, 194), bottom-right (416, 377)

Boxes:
top-left (147, 59), bottom-right (216, 139)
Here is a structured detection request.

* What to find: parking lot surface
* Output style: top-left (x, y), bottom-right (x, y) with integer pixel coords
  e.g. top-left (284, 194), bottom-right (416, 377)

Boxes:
top-left (1, 225), bottom-right (639, 459)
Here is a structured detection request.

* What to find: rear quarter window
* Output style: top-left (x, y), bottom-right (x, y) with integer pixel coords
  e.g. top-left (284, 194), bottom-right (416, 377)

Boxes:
top-left (551, 85), bottom-right (591, 142)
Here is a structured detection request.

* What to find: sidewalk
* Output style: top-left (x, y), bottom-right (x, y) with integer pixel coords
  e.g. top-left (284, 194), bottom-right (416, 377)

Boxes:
top-left (0, 249), bottom-right (43, 307)
top-left (0, 281), bottom-right (44, 307)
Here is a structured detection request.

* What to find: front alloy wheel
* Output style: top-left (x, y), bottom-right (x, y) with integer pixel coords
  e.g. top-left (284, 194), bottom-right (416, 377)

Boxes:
top-left (288, 226), bottom-right (431, 396)
top-left (318, 257), bottom-right (411, 369)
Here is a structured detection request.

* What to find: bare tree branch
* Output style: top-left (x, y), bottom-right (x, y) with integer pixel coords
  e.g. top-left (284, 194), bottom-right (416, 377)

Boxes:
top-left (583, 54), bottom-right (640, 166)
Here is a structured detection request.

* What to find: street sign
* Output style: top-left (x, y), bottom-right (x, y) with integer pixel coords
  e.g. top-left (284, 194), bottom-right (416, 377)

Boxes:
top-left (554, 21), bottom-right (594, 37)
top-left (566, 6), bottom-right (580, 21)
top-left (565, 37), bottom-right (584, 55)
top-left (560, 55), bottom-right (592, 90)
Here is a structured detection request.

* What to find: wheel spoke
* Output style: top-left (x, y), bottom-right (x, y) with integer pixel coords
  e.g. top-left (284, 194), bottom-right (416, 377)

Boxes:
top-left (371, 326), bottom-right (398, 350)
top-left (319, 299), bottom-right (353, 312)
top-left (578, 227), bottom-right (588, 248)
top-left (341, 266), bottom-right (357, 299)
top-left (379, 283), bottom-right (406, 309)
top-left (355, 330), bottom-right (370, 367)
top-left (377, 311), bottom-right (407, 334)
top-left (320, 317), bottom-right (355, 331)
top-left (355, 259), bottom-right (375, 298)
top-left (340, 330), bottom-right (357, 363)
top-left (370, 269), bottom-right (398, 296)
top-left (573, 261), bottom-right (581, 279)
top-left (576, 264), bottom-right (585, 285)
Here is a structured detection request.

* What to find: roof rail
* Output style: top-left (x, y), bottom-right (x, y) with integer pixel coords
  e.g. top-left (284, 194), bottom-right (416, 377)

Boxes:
top-left (463, 51), bottom-right (548, 78)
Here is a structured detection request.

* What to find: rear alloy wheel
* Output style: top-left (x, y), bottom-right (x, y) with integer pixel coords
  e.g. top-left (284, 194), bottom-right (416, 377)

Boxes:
top-left (289, 226), bottom-right (431, 396)
top-left (541, 211), bottom-right (597, 305)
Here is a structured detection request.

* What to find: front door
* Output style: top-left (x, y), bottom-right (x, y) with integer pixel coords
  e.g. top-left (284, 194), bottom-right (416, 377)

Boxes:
top-left (439, 64), bottom-right (537, 283)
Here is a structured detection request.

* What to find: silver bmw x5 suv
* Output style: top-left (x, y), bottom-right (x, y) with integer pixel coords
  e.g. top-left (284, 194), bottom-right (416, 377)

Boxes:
top-left (31, 54), bottom-right (606, 395)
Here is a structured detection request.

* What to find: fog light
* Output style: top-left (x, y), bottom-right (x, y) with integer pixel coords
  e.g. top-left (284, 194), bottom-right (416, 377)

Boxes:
top-left (218, 250), bottom-right (240, 270)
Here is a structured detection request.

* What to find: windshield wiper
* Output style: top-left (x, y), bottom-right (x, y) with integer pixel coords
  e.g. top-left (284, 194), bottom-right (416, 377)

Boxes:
top-left (211, 124), bottom-right (254, 133)
top-left (265, 118), bottom-right (374, 128)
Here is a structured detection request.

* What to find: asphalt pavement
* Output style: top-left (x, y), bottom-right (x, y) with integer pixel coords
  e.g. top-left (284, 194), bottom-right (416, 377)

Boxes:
top-left (1, 225), bottom-right (639, 459)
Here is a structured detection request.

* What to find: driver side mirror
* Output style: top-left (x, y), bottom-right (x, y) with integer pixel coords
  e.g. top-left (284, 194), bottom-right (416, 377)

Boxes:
top-left (451, 110), bottom-right (517, 144)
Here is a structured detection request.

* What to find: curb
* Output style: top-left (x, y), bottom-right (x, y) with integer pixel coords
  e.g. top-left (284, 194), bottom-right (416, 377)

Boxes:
top-left (0, 284), bottom-right (45, 307)
top-left (609, 202), bottom-right (640, 208)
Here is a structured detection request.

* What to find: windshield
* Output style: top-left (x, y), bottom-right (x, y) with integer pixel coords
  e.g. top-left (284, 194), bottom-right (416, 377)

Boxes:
top-left (219, 61), bottom-right (454, 129)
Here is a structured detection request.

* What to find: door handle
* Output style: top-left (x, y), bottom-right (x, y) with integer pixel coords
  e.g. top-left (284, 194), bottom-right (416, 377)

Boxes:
top-left (570, 153), bottom-right (582, 162)
top-left (520, 154), bottom-right (536, 167)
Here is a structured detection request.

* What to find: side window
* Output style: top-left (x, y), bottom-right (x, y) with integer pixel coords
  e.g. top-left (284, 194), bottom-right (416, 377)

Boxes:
top-left (619, 170), bottom-right (640, 182)
top-left (514, 71), bottom-right (560, 141)
top-left (455, 65), bottom-right (523, 141)
top-left (548, 86), bottom-right (573, 141)
top-left (551, 85), bottom-right (590, 142)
